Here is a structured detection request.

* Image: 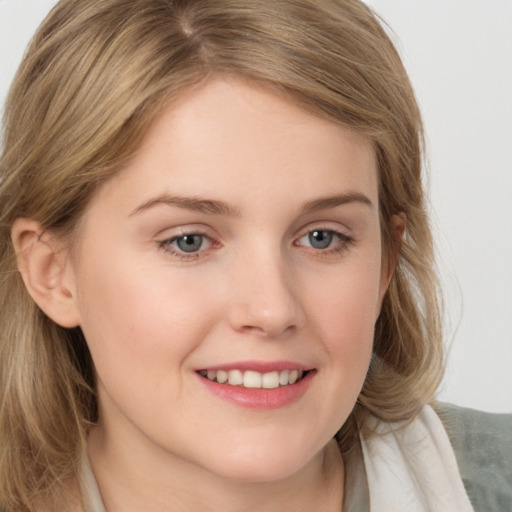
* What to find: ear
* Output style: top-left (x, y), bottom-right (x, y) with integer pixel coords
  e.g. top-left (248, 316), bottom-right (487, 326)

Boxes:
top-left (378, 213), bottom-right (406, 303)
top-left (11, 218), bottom-right (80, 328)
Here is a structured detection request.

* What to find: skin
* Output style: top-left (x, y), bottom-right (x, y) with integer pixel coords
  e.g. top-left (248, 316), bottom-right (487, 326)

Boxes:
top-left (14, 78), bottom-right (399, 511)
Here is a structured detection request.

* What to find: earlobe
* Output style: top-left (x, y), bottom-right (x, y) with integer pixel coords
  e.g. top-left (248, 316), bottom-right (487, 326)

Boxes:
top-left (11, 218), bottom-right (80, 328)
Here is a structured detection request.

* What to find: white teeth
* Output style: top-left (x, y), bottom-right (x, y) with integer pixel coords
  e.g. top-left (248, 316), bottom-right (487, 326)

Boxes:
top-left (262, 371), bottom-right (280, 389)
top-left (228, 369), bottom-right (243, 386)
top-left (243, 371), bottom-right (262, 388)
top-left (217, 370), bottom-right (228, 383)
top-left (201, 368), bottom-right (307, 388)
top-left (278, 369), bottom-right (289, 386)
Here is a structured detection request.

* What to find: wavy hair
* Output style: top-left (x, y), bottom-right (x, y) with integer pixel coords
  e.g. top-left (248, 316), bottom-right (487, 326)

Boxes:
top-left (0, 0), bottom-right (443, 509)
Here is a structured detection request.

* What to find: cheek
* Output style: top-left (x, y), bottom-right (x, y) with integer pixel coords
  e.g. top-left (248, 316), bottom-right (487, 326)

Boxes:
top-left (73, 256), bottom-right (220, 396)
top-left (304, 262), bottom-right (381, 386)
top-left (307, 260), bottom-right (382, 339)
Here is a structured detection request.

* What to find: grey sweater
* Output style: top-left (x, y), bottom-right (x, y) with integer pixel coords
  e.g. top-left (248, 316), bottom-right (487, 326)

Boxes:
top-left (436, 402), bottom-right (512, 511)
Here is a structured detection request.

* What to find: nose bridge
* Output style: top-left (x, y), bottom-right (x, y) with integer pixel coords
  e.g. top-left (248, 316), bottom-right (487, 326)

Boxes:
top-left (227, 242), bottom-right (304, 337)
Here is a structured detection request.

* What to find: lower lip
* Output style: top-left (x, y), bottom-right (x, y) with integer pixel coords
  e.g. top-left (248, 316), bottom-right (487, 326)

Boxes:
top-left (197, 371), bottom-right (315, 410)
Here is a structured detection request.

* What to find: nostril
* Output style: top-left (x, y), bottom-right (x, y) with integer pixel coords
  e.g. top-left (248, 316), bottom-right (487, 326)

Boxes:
top-left (226, 278), bottom-right (305, 337)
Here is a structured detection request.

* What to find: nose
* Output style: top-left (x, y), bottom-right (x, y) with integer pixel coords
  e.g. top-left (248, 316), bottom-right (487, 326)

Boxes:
top-left (226, 250), bottom-right (305, 338)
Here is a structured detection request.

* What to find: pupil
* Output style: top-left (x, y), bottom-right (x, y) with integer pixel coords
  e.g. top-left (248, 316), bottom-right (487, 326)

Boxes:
top-left (309, 230), bottom-right (332, 249)
top-left (177, 235), bottom-right (202, 252)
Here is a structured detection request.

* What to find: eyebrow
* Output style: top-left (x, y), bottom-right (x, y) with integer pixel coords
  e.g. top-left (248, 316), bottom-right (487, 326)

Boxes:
top-left (299, 192), bottom-right (374, 214)
top-left (129, 191), bottom-right (373, 217)
top-left (129, 194), bottom-right (241, 217)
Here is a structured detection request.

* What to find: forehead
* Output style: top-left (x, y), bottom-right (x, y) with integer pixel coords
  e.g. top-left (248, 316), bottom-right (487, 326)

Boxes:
top-left (89, 78), bottom-right (378, 217)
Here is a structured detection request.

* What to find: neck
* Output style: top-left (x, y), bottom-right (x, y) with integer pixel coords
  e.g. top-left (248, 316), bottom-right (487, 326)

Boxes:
top-left (87, 428), bottom-right (344, 512)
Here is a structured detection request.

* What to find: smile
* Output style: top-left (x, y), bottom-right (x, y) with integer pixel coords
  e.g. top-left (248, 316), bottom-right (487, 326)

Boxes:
top-left (198, 369), bottom-right (309, 389)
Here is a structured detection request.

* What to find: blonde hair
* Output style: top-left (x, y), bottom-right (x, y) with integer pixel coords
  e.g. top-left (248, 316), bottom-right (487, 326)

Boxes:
top-left (0, 0), bottom-right (443, 509)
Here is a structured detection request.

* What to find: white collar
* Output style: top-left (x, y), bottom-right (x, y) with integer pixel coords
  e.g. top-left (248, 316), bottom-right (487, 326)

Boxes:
top-left (358, 404), bottom-right (474, 511)
top-left (80, 455), bottom-right (107, 512)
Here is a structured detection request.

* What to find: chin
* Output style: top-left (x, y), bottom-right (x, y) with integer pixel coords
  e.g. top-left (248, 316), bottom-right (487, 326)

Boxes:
top-left (195, 437), bottom-right (324, 484)
top-left (208, 459), bottom-right (307, 484)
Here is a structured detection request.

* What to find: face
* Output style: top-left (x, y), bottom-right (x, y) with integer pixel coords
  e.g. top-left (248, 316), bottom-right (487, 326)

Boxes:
top-left (66, 79), bottom-right (388, 483)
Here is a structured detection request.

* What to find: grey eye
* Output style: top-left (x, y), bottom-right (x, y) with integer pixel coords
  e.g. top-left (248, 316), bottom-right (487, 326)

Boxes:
top-left (308, 230), bottom-right (333, 249)
top-left (176, 234), bottom-right (204, 253)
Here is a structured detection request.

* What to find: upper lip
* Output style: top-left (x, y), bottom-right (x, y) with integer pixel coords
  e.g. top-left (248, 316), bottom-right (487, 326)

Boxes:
top-left (197, 361), bottom-right (314, 373)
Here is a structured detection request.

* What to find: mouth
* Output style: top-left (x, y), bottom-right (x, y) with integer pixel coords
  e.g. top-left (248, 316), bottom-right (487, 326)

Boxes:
top-left (196, 364), bottom-right (315, 409)
top-left (197, 369), bottom-right (309, 389)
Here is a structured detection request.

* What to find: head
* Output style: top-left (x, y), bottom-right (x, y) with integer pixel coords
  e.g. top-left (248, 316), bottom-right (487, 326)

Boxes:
top-left (0, 0), bottom-right (443, 509)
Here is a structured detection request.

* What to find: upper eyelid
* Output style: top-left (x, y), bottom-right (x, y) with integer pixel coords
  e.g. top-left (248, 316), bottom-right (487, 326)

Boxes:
top-left (154, 219), bottom-right (354, 242)
top-left (155, 224), bottom-right (215, 239)
top-left (294, 222), bottom-right (352, 239)
top-left (166, 231), bottom-right (209, 241)
top-left (159, 232), bottom-right (214, 248)
top-left (295, 229), bottom-right (352, 246)
top-left (156, 225), bottom-right (352, 242)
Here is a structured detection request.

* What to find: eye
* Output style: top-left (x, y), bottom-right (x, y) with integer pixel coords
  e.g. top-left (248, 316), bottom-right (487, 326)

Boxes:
top-left (159, 232), bottom-right (214, 259)
top-left (306, 230), bottom-right (334, 249)
top-left (299, 229), bottom-right (345, 250)
top-left (295, 227), bottom-right (354, 256)
top-left (174, 234), bottom-right (206, 253)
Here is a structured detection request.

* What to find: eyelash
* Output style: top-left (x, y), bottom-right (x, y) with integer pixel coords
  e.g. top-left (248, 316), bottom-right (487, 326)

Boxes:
top-left (158, 231), bottom-right (218, 261)
top-left (158, 228), bottom-right (354, 261)
top-left (294, 228), bottom-right (354, 258)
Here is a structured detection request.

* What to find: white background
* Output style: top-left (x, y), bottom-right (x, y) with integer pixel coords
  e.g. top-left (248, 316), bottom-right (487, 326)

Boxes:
top-left (1, 0), bottom-right (511, 413)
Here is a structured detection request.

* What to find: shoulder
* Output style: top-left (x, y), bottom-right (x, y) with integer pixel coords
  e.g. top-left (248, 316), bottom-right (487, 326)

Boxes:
top-left (434, 402), bottom-right (512, 512)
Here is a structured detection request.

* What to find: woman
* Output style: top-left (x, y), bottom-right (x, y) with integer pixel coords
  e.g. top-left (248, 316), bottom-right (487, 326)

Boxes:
top-left (0, 1), bottom-right (509, 511)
